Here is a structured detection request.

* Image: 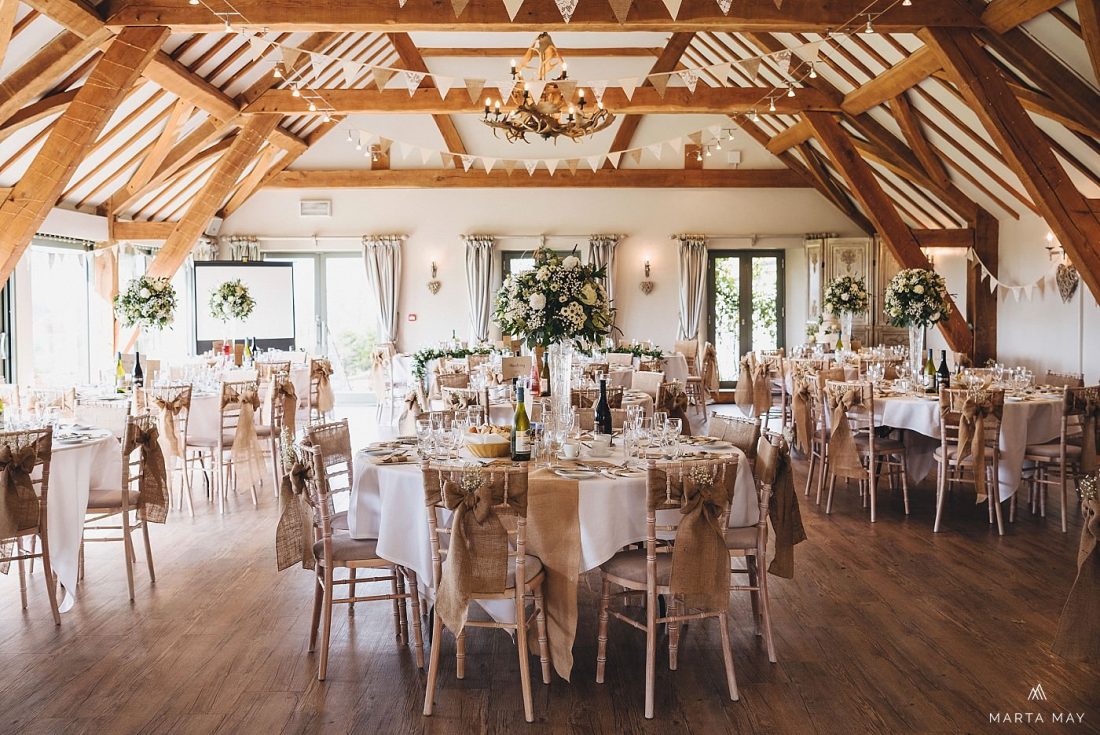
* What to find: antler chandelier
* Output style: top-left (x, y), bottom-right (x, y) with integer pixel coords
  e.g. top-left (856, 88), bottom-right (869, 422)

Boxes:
top-left (481, 33), bottom-right (614, 143)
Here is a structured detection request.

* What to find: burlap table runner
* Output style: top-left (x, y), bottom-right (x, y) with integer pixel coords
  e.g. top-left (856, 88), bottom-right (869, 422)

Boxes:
top-left (1052, 473), bottom-right (1099, 661)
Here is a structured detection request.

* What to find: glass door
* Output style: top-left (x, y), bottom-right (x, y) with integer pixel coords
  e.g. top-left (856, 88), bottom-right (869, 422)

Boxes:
top-left (707, 250), bottom-right (785, 388)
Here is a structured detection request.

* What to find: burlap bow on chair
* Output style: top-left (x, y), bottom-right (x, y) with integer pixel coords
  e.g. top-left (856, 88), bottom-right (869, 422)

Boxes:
top-left (0, 444), bottom-right (40, 571)
top-left (791, 382), bottom-right (814, 455)
top-left (658, 383), bottom-right (691, 436)
top-left (275, 459), bottom-right (315, 571)
top-left (154, 394), bottom-right (188, 461)
top-left (224, 386), bottom-right (266, 492)
top-left (826, 388), bottom-right (867, 480)
top-left (431, 469), bottom-right (526, 635)
top-left (735, 356), bottom-right (772, 419)
top-left (312, 359), bottom-right (336, 413)
top-left (273, 377), bottom-right (298, 438)
top-left (766, 441), bottom-right (807, 578)
top-left (1052, 472), bottom-right (1099, 662)
top-left (655, 463), bottom-right (731, 612)
top-left (128, 424), bottom-right (169, 524)
top-left (702, 343), bottom-right (720, 401)
top-left (953, 395), bottom-right (995, 503)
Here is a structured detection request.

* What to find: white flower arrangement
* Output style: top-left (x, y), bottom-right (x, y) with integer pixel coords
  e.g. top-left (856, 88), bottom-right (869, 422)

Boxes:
top-left (209, 279), bottom-right (256, 322)
top-left (884, 268), bottom-right (951, 327)
top-left (114, 275), bottom-right (176, 330)
top-left (493, 248), bottom-right (614, 349)
top-left (823, 275), bottom-right (869, 315)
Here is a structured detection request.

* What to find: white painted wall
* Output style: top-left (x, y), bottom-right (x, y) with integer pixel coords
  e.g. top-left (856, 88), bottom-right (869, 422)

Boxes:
top-left (223, 186), bottom-right (862, 353)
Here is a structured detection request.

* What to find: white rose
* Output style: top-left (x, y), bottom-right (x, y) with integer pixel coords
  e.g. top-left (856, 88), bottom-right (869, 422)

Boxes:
top-left (913, 284), bottom-right (925, 294)
top-left (579, 283), bottom-right (598, 305)
top-left (529, 293), bottom-right (546, 310)
top-left (139, 288), bottom-right (150, 299)
top-left (841, 293), bottom-right (850, 301)
top-left (930, 311), bottom-right (941, 322)
top-left (562, 255), bottom-right (580, 269)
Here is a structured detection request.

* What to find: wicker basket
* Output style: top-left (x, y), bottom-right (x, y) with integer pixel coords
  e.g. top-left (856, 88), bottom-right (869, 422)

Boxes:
top-left (465, 436), bottom-right (511, 458)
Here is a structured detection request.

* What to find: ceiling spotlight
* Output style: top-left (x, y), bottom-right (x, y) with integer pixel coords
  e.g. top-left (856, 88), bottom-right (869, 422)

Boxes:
top-left (273, 64), bottom-right (282, 79)
top-left (903, 0), bottom-right (912, 5)
top-left (787, 83), bottom-right (795, 98)
top-left (705, 147), bottom-right (712, 157)
top-left (864, 15), bottom-right (874, 34)
top-left (768, 97), bottom-right (776, 113)
top-left (322, 112), bottom-right (332, 122)
top-left (695, 149), bottom-right (703, 162)
top-left (223, 17), bottom-right (232, 33)
top-left (727, 128), bottom-right (736, 141)
top-left (291, 84), bottom-right (300, 97)
top-left (188, 0), bottom-right (199, 5)
top-left (751, 109), bottom-right (760, 122)
top-left (809, 63), bottom-right (817, 79)
top-left (715, 138), bottom-right (722, 150)
top-left (354, 137), bottom-right (362, 150)
top-left (308, 100), bottom-right (317, 112)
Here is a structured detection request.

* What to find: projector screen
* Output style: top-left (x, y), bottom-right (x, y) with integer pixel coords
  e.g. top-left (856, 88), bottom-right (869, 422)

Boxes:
top-left (193, 261), bottom-right (295, 351)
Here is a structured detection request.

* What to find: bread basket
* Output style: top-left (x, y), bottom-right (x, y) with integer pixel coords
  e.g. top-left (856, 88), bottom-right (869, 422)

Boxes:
top-left (465, 433), bottom-right (511, 458)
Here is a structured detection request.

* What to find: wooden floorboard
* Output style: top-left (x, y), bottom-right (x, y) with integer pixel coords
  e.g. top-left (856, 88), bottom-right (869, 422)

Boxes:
top-left (0, 409), bottom-right (1097, 734)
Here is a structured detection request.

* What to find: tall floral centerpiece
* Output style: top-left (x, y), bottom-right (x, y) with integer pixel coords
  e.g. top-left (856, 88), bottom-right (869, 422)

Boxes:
top-left (493, 248), bottom-right (614, 426)
top-left (209, 279), bottom-right (256, 358)
top-left (823, 275), bottom-right (869, 352)
top-left (884, 268), bottom-right (951, 375)
top-left (115, 275), bottom-right (177, 361)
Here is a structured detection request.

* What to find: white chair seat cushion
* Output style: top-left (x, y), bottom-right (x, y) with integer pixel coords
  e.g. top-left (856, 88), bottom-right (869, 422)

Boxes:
top-left (724, 525), bottom-right (760, 551)
top-left (1024, 443), bottom-right (1081, 460)
top-left (600, 548), bottom-right (672, 586)
top-left (87, 487), bottom-right (140, 509)
top-left (933, 446), bottom-right (995, 464)
top-left (313, 532), bottom-right (379, 562)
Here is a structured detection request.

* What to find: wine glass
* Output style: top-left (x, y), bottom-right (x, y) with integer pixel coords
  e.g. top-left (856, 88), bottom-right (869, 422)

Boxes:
top-left (415, 419), bottom-right (433, 458)
top-left (665, 417), bottom-right (683, 442)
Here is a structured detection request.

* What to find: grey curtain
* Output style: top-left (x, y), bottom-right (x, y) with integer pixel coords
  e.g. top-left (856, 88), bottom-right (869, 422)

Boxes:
top-left (463, 235), bottom-right (495, 343)
top-left (587, 234), bottom-right (620, 322)
top-left (676, 234), bottom-right (708, 340)
top-left (363, 235), bottom-right (404, 345)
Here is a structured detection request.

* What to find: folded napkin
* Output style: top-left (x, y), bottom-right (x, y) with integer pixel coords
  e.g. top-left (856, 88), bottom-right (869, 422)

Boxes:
top-left (371, 452), bottom-right (414, 465)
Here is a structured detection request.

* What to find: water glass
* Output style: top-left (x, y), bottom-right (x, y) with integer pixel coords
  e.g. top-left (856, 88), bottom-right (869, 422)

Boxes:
top-left (665, 417), bottom-right (683, 439)
top-left (415, 419), bottom-right (433, 457)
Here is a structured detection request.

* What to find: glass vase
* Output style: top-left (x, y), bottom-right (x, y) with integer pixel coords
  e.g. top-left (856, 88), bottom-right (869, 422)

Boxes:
top-left (840, 312), bottom-right (854, 353)
top-left (908, 324), bottom-right (925, 376)
top-left (548, 342), bottom-right (574, 435)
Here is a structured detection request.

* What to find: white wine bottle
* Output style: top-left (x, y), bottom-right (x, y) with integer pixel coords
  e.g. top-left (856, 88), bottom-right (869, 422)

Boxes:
top-left (511, 386), bottom-right (532, 461)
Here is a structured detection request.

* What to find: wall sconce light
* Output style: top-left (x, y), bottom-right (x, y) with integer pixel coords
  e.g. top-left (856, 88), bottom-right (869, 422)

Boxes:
top-left (639, 259), bottom-right (655, 295)
top-left (427, 261), bottom-right (441, 294)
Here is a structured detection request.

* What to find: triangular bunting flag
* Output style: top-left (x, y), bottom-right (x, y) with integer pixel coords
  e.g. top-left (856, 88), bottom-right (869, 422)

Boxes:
top-left (451, 0), bottom-right (471, 16)
top-left (588, 155), bottom-right (603, 172)
top-left (394, 141), bottom-right (411, 160)
top-left (524, 159), bottom-right (539, 175)
top-left (554, 0), bottom-right (578, 22)
top-left (374, 67), bottom-right (396, 91)
top-left (546, 158), bottom-right (559, 176)
top-left (281, 47), bottom-right (302, 73)
top-left (776, 50), bottom-right (792, 76)
top-left (502, 159), bottom-right (517, 174)
top-left (650, 73), bottom-right (670, 98)
top-left (1013, 287), bottom-right (1023, 302)
top-left (420, 146), bottom-right (435, 165)
top-left (309, 52), bottom-right (326, 72)
top-left (466, 79), bottom-right (487, 104)
top-left (668, 137), bottom-right (684, 155)
top-left (342, 61), bottom-right (359, 87)
top-left (590, 80), bottom-right (608, 104)
top-left (404, 71), bottom-right (426, 96)
top-left (435, 75), bottom-right (454, 100)
top-left (716, 0), bottom-right (732, 14)
top-left (798, 40), bottom-right (825, 63)
top-left (607, 151), bottom-right (622, 169)
top-left (620, 77), bottom-right (639, 100)
top-left (460, 154), bottom-right (475, 172)
top-left (678, 70), bottom-right (699, 94)
top-left (626, 149), bottom-right (642, 166)
top-left (741, 57), bottom-right (761, 83)
top-left (557, 79), bottom-right (577, 101)
top-left (502, 0), bottom-right (525, 21)
top-left (647, 142), bottom-right (663, 160)
top-left (1024, 285), bottom-right (1034, 301)
top-left (247, 36), bottom-right (267, 62)
top-left (399, 0), bottom-right (408, 6)
top-left (526, 80), bottom-right (546, 100)
top-left (687, 131), bottom-right (703, 144)
top-left (773, 0), bottom-right (783, 8)
top-left (483, 157), bottom-right (496, 173)
top-left (711, 61), bottom-right (731, 84)
top-left (1036, 278), bottom-right (1046, 297)
top-left (988, 272), bottom-right (997, 294)
top-left (567, 158), bottom-right (579, 174)
top-left (495, 78), bottom-right (517, 101)
top-left (609, 0), bottom-right (633, 23)
top-left (661, 0), bottom-right (683, 19)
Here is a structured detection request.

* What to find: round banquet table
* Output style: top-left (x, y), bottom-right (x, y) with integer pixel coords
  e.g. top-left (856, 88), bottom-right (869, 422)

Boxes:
top-left (186, 363), bottom-right (310, 442)
top-left (347, 441), bottom-right (756, 611)
top-left (39, 432), bottom-right (121, 612)
top-left (873, 393), bottom-right (1063, 501)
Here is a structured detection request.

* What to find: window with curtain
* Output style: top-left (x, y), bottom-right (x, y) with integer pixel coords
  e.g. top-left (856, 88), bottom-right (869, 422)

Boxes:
top-left (28, 242), bottom-right (93, 385)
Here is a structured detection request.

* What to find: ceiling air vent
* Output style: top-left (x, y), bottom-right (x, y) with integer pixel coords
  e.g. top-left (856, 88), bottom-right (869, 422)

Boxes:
top-left (300, 199), bottom-right (332, 217)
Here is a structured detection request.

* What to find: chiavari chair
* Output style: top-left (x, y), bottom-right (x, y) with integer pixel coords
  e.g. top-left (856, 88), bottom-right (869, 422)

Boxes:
top-left (266, 372), bottom-right (296, 489)
top-left (1021, 385), bottom-right (1098, 533)
top-left (606, 352), bottom-right (634, 368)
top-left (822, 380), bottom-right (910, 523)
top-left (571, 385), bottom-right (624, 409)
top-left (1045, 370), bottom-right (1085, 388)
top-left (683, 343), bottom-right (708, 414)
top-left (256, 360), bottom-right (292, 382)
top-left (595, 455), bottom-right (740, 719)
top-left (420, 460), bottom-right (550, 723)
top-left (308, 357), bottom-right (335, 422)
top-left (707, 412), bottom-right (762, 463)
top-left (727, 433), bottom-right (785, 663)
top-left (630, 370), bottom-right (665, 399)
top-left (74, 398), bottom-right (131, 439)
top-left (81, 414), bottom-right (163, 600)
top-left (933, 387), bottom-right (1006, 535)
top-left (304, 421), bottom-right (424, 681)
top-left (149, 384), bottom-right (193, 515)
top-left (186, 380), bottom-right (263, 513)
top-left (0, 427), bottom-right (59, 625)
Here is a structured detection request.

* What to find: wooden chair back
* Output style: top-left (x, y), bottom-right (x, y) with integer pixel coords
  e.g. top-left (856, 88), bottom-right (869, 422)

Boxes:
top-left (148, 384), bottom-right (192, 451)
top-left (937, 387), bottom-right (1005, 451)
top-left (630, 371), bottom-right (665, 398)
top-left (75, 398), bottom-right (132, 438)
top-left (1046, 370), bottom-right (1084, 388)
top-left (571, 385), bottom-right (624, 409)
top-left (822, 380), bottom-right (875, 443)
top-left (606, 352), bottom-right (634, 368)
top-left (257, 360), bottom-right (292, 381)
top-left (220, 379), bottom-right (260, 444)
top-left (707, 413), bottom-right (761, 459)
top-left (305, 419), bottom-right (354, 536)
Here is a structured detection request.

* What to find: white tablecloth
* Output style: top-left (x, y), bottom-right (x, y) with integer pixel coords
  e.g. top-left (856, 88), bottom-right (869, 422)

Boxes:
top-left (661, 355), bottom-right (690, 384)
top-left (41, 435), bottom-right (121, 612)
top-left (875, 395), bottom-right (1063, 501)
top-left (186, 363), bottom-right (310, 441)
top-left (348, 444), bottom-right (757, 597)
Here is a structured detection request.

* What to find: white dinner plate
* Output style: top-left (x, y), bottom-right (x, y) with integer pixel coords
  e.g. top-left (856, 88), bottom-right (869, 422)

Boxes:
top-left (554, 468), bottom-right (597, 480)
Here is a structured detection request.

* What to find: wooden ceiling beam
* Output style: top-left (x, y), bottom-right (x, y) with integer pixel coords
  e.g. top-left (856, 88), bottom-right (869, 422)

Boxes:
top-left (1077, 0), bottom-right (1100, 89)
top-left (0, 25), bottom-right (169, 283)
top-left (912, 227), bottom-right (974, 247)
top-left (890, 91), bottom-right (951, 190)
top-left (804, 110), bottom-right (971, 352)
top-left (0, 89), bottom-right (77, 144)
top-left (765, 118), bottom-right (812, 155)
top-left (841, 47), bottom-right (941, 116)
top-left (418, 46), bottom-right (664, 58)
top-left (246, 86), bottom-right (839, 115)
top-left (922, 27), bottom-right (1100, 303)
top-left (146, 114), bottom-right (279, 280)
top-left (0, 0), bottom-right (18, 69)
top-left (110, 218), bottom-right (176, 240)
top-left (981, 0), bottom-right (1064, 33)
top-left (102, 0), bottom-right (981, 32)
top-left (794, 141), bottom-right (875, 234)
top-left (111, 98), bottom-right (195, 213)
top-left (387, 32), bottom-right (468, 167)
top-left (264, 167), bottom-right (810, 189)
top-left (604, 32), bottom-right (695, 169)
top-left (1009, 82), bottom-right (1099, 138)
top-left (220, 145), bottom-right (279, 217)
top-left (0, 29), bottom-right (109, 126)
top-left (237, 31), bottom-right (341, 106)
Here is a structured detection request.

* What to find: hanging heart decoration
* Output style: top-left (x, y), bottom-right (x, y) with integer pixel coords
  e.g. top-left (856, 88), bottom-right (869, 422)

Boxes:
top-left (1056, 262), bottom-right (1079, 303)
top-left (427, 279), bottom-right (442, 295)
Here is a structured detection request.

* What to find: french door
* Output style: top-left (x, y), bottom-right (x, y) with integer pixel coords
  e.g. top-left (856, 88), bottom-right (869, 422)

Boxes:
top-left (706, 250), bottom-right (785, 388)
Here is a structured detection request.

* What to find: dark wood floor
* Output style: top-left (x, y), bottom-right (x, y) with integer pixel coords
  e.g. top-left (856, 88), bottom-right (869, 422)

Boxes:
top-left (1, 430), bottom-right (1098, 734)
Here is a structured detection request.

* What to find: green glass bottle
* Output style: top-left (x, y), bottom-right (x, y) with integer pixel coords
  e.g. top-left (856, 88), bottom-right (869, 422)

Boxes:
top-left (924, 348), bottom-right (937, 392)
top-left (511, 386), bottom-right (532, 461)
